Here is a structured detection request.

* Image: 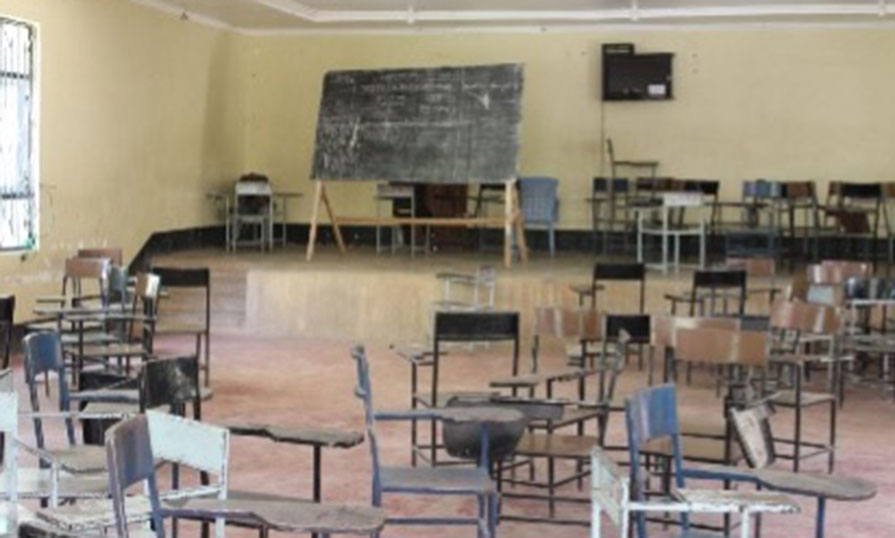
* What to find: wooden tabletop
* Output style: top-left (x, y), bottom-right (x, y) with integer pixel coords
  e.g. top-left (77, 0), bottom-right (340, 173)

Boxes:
top-left (375, 406), bottom-right (524, 424)
top-left (221, 421), bottom-right (364, 449)
top-left (167, 498), bottom-right (385, 535)
top-left (751, 468), bottom-right (877, 501)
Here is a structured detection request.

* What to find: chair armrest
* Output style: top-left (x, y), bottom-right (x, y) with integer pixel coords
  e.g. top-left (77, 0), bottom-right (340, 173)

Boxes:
top-left (69, 388), bottom-right (139, 404)
top-left (671, 488), bottom-right (799, 515)
top-left (376, 407), bottom-right (522, 424)
top-left (682, 464), bottom-right (761, 484)
top-left (390, 343), bottom-right (439, 366)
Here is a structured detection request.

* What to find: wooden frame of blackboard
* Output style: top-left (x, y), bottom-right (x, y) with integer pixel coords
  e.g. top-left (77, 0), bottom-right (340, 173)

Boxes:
top-left (304, 179), bottom-right (529, 268)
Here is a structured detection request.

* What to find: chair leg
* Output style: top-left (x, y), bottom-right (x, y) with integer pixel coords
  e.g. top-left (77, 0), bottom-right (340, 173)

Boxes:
top-left (828, 398), bottom-right (836, 474)
top-left (547, 456), bottom-right (556, 518)
top-left (548, 226), bottom-right (555, 258)
top-left (815, 497), bottom-right (827, 538)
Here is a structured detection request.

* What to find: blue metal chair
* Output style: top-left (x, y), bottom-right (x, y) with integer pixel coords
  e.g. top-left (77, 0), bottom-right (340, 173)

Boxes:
top-left (351, 345), bottom-right (499, 537)
top-left (518, 177), bottom-right (559, 257)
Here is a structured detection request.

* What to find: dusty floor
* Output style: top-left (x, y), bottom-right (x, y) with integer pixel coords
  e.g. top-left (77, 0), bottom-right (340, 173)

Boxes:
top-left (10, 329), bottom-right (891, 537)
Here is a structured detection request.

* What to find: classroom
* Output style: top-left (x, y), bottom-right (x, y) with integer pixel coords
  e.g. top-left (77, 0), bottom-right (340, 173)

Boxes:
top-left (0, 1), bottom-right (892, 536)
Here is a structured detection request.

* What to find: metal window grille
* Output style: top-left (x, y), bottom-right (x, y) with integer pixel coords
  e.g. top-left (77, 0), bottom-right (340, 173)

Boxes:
top-left (0, 17), bottom-right (36, 251)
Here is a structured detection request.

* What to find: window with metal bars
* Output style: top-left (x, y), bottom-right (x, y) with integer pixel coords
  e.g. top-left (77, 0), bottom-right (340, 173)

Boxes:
top-left (0, 17), bottom-right (37, 251)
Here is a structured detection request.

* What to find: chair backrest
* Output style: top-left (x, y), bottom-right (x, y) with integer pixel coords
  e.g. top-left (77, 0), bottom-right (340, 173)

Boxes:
top-left (592, 177), bottom-right (629, 196)
top-left (810, 260), bottom-right (872, 284)
top-left (145, 410), bottom-right (229, 497)
top-left (63, 256), bottom-right (110, 303)
top-left (729, 403), bottom-right (777, 470)
top-left (129, 273), bottom-right (161, 346)
top-left (518, 177), bottom-right (559, 225)
top-left (23, 331), bottom-right (75, 448)
top-left (839, 182), bottom-right (882, 202)
top-left (350, 345), bottom-right (383, 506)
top-left (106, 415), bottom-right (165, 538)
top-left (725, 257), bottom-right (775, 279)
top-left (605, 138), bottom-right (616, 165)
top-left (783, 181), bottom-right (816, 202)
top-left (106, 266), bottom-right (129, 308)
top-left (531, 307), bottom-right (602, 372)
top-left (742, 179), bottom-right (783, 201)
top-left (78, 248), bottom-right (123, 267)
top-left (769, 299), bottom-right (841, 336)
top-left (692, 269), bottom-right (748, 316)
top-left (435, 310), bottom-right (519, 343)
top-left (593, 262), bottom-right (646, 312)
top-left (675, 327), bottom-right (768, 369)
top-left (844, 277), bottom-right (895, 301)
top-left (140, 355), bottom-right (201, 417)
top-left (0, 295), bottom-right (13, 369)
top-left (625, 384), bottom-right (686, 538)
top-left (652, 315), bottom-right (740, 348)
top-left (151, 266), bottom-right (211, 326)
top-left (591, 447), bottom-right (631, 537)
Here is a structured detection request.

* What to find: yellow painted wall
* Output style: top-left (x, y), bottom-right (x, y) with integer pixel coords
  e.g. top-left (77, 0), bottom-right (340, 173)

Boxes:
top-left (239, 28), bottom-right (895, 231)
top-left (0, 0), bottom-right (246, 320)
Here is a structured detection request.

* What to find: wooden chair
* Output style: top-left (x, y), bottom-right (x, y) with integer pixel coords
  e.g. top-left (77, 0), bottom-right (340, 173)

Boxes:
top-left (22, 332), bottom-right (138, 505)
top-left (352, 345), bottom-right (499, 536)
top-left (408, 311), bottom-right (519, 467)
top-left (625, 385), bottom-right (798, 538)
top-left (569, 262), bottom-right (645, 311)
top-left (779, 181), bottom-right (821, 267)
top-left (589, 177), bottom-right (631, 254)
top-left (768, 300), bottom-right (842, 472)
top-left (1, 368), bottom-right (109, 506)
top-left (665, 269), bottom-right (747, 317)
top-left (500, 329), bottom-right (626, 525)
top-left (668, 327), bottom-right (768, 466)
top-left (591, 446), bottom-right (797, 538)
top-left (724, 256), bottom-right (779, 313)
top-left (77, 273), bottom-right (160, 378)
top-left (606, 137), bottom-right (658, 180)
top-left (151, 267), bottom-right (211, 387)
top-left (728, 402), bottom-right (876, 538)
top-left (36, 257), bottom-right (112, 308)
top-left (490, 307), bottom-right (602, 399)
top-left (77, 248), bottom-right (123, 267)
top-left (432, 265), bottom-right (497, 314)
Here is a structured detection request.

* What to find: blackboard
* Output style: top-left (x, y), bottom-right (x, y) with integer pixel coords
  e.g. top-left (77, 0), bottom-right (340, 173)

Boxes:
top-left (310, 64), bottom-right (523, 184)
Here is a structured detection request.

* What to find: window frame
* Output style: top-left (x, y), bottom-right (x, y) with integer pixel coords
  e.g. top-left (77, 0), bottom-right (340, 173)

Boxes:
top-left (0, 15), bottom-right (39, 253)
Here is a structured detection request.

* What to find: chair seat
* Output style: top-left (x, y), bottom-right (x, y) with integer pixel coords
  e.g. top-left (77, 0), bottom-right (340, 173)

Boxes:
top-left (490, 368), bottom-right (594, 389)
top-left (751, 467), bottom-right (877, 501)
top-left (46, 445), bottom-right (109, 474)
top-left (78, 343), bottom-right (147, 358)
top-left (0, 468), bottom-right (108, 499)
top-left (414, 391), bottom-right (499, 408)
top-left (529, 406), bottom-right (603, 430)
top-left (513, 433), bottom-right (598, 459)
top-left (61, 333), bottom-right (118, 346)
top-left (771, 390), bottom-right (835, 408)
top-left (380, 466), bottom-right (494, 494)
top-left (80, 400), bottom-right (140, 418)
top-left (679, 417), bottom-right (727, 439)
top-left (27, 321), bottom-right (104, 333)
top-left (642, 436), bottom-right (742, 464)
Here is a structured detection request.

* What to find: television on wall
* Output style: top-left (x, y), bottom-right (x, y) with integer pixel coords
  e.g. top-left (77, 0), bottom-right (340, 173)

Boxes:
top-left (602, 43), bottom-right (673, 101)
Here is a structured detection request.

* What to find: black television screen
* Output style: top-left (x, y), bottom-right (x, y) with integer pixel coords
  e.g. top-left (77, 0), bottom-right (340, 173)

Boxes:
top-left (603, 51), bottom-right (673, 101)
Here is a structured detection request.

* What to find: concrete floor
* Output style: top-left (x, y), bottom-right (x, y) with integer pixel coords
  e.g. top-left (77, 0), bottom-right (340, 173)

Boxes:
top-left (8, 248), bottom-right (893, 536)
top-left (8, 330), bottom-right (893, 536)
top-left (185, 333), bottom-right (893, 536)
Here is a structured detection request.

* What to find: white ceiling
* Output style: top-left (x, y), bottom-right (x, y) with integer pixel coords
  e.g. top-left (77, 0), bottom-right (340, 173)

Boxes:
top-left (132, 0), bottom-right (895, 32)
